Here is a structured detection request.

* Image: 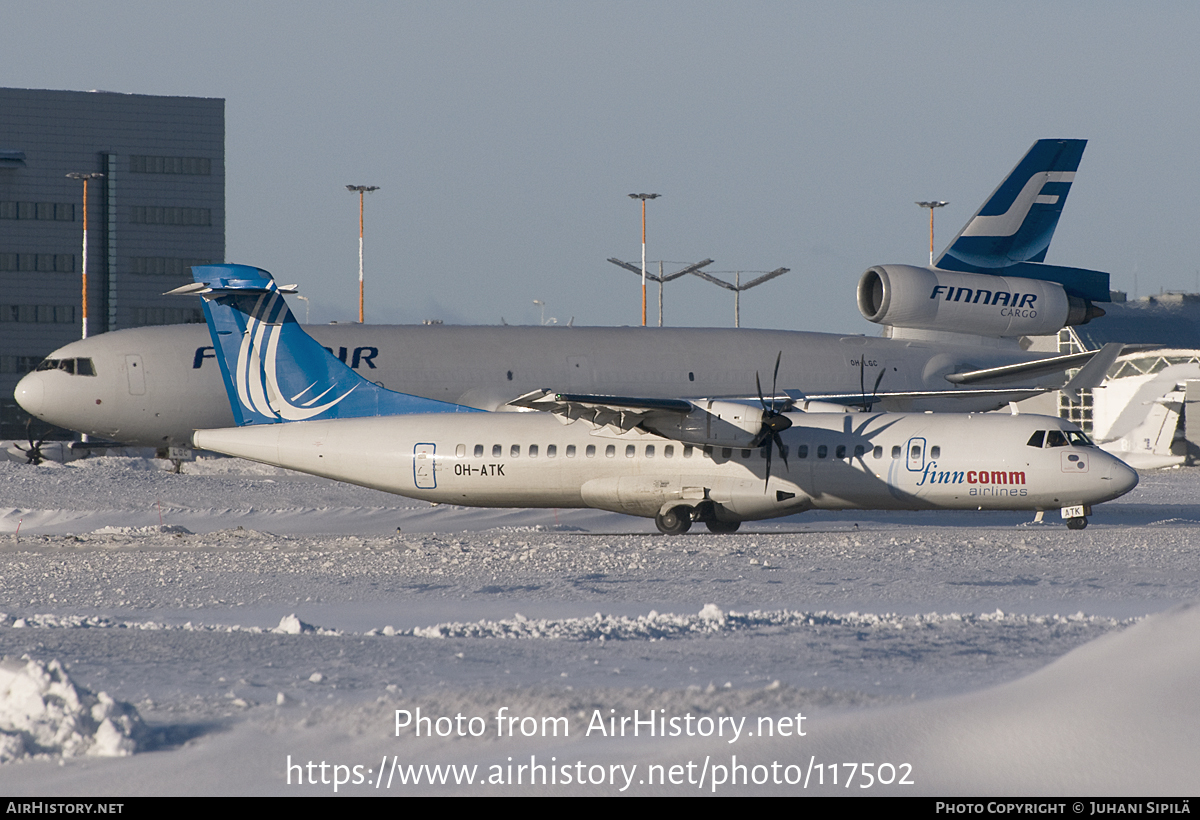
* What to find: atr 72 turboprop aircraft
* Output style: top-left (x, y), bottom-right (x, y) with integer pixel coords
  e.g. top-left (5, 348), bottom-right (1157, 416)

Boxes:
top-left (16, 140), bottom-right (1117, 450)
top-left (182, 265), bottom-right (1137, 533)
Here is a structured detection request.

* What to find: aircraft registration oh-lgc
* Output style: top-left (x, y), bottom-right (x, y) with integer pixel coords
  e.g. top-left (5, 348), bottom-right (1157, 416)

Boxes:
top-left (18, 139), bottom-right (1118, 450)
top-left (181, 264), bottom-right (1138, 533)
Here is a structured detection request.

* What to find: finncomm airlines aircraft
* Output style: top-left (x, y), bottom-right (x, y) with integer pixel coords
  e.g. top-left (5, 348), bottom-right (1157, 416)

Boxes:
top-left (17, 140), bottom-right (1115, 449)
top-left (180, 264), bottom-right (1137, 533)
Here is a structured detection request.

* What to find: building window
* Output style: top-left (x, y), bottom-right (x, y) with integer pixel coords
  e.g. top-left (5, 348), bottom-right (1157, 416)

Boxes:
top-left (130, 257), bottom-right (211, 276)
top-left (130, 206), bottom-right (212, 226)
top-left (0, 254), bottom-right (74, 272)
top-left (0, 201), bottom-right (74, 221)
top-left (130, 155), bottom-right (212, 175)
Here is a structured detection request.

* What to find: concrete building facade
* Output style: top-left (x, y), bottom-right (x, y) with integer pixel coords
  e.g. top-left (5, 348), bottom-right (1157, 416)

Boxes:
top-left (0, 87), bottom-right (223, 437)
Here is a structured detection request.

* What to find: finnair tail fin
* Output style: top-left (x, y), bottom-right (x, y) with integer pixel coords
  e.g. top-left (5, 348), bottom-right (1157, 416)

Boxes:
top-left (169, 264), bottom-right (475, 425)
top-left (938, 139), bottom-right (1085, 271)
top-left (935, 139), bottom-right (1110, 302)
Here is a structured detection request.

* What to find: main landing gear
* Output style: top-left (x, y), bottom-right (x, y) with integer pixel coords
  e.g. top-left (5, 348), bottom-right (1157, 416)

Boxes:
top-left (655, 505), bottom-right (743, 535)
top-left (655, 506), bottom-right (692, 535)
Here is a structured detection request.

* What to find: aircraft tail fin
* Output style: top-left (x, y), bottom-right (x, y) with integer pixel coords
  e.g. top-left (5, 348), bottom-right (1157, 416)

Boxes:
top-left (170, 264), bottom-right (475, 425)
top-left (937, 139), bottom-right (1085, 271)
top-left (935, 139), bottom-right (1111, 302)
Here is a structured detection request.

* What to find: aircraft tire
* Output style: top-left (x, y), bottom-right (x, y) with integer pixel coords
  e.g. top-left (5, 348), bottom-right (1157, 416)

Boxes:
top-left (1066, 516), bottom-right (1088, 530)
top-left (705, 519), bottom-right (741, 534)
top-left (656, 506), bottom-right (693, 536)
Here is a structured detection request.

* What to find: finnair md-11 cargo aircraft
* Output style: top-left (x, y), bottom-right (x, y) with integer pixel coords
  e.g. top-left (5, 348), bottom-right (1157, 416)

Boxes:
top-left (17, 140), bottom-right (1115, 449)
top-left (182, 265), bottom-right (1137, 533)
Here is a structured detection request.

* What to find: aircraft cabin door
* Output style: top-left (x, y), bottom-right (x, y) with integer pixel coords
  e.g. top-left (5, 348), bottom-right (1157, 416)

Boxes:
top-left (125, 354), bottom-right (146, 396)
top-left (906, 437), bottom-right (926, 472)
top-left (413, 443), bottom-right (436, 489)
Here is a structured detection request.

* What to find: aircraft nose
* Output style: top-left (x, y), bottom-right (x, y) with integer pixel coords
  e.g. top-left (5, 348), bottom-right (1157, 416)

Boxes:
top-left (1108, 457), bottom-right (1139, 497)
top-left (14, 372), bottom-right (45, 417)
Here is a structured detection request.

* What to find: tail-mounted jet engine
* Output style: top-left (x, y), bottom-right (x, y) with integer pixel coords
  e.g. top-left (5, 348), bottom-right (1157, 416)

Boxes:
top-left (857, 265), bottom-right (1105, 339)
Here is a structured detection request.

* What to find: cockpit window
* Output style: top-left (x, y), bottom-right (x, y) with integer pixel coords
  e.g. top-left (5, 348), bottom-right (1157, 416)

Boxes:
top-left (1046, 430), bottom-right (1069, 448)
top-left (34, 357), bottom-right (96, 376)
top-left (1067, 430), bottom-right (1093, 447)
top-left (1026, 431), bottom-right (1045, 448)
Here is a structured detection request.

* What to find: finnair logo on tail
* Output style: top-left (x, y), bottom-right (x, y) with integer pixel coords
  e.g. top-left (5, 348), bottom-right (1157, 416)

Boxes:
top-left (961, 171), bottom-right (1075, 239)
top-left (234, 291), bottom-right (356, 421)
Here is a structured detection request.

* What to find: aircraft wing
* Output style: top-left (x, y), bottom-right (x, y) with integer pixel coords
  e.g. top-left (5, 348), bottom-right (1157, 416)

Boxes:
top-left (508, 390), bottom-right (695, 431)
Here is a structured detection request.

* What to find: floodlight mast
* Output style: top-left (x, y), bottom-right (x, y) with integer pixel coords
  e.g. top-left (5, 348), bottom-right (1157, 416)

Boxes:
top-left (628, 193), bottom-right (660, 326)
top-left (65, 172), bottom-right (105, 339)
top-left (347, 185), bottom-right (380, 322)
top-left (916, 200), bottom-right (948, 265)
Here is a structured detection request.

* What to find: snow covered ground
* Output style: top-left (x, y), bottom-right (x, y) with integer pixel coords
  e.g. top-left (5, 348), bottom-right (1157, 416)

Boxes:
top-left (0, 455), bottom-right (1197, 795)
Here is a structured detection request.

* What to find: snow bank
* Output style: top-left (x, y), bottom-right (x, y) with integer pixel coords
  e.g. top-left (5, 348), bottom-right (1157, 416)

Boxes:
top-left (0, 658), bottom-right (145, 762)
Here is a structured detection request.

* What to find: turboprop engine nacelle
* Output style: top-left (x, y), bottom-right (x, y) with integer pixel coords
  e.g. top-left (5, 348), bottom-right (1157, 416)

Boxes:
top-left (857, 265), bottom-right (1103, 338)
top-left (641, 400), bottom-right (772, 449)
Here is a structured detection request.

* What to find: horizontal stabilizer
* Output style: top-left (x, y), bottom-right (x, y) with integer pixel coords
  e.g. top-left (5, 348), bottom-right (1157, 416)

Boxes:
top-left (945, 344), bottom-right (1120, 386)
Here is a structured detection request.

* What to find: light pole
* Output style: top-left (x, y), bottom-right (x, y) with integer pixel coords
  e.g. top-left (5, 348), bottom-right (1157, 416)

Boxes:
top-left (689, 267), bottom-right (790, 328)
top-left (66, 172), bottom-right (105, 339)
top-left (347, 185), bottom-right (380, 322)
top-left (916, 201), bottom-right (948, 266)
top-left (628, 193), bottom-right (660, 326)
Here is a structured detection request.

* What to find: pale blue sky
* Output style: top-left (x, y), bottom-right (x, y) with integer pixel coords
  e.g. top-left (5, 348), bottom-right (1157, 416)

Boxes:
top-left (7, 2), bottom-right (1199, 331)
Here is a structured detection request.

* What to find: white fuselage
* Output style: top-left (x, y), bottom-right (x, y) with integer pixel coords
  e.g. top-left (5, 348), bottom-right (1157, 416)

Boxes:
top-left (193, 410), bottom-right (1138, 523)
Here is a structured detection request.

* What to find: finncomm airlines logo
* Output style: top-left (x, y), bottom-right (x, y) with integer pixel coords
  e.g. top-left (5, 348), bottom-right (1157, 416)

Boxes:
top-left (915, 463), bottom-right (1027, 496)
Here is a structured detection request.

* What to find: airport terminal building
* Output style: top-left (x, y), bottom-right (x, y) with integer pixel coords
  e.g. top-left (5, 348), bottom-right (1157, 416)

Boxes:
top-left (0, 87), bottom-right (224, 437)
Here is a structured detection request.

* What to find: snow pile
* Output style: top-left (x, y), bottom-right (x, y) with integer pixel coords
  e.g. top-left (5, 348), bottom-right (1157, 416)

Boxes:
top-left (91, 524), bottom-right (193, 536)
top-left (0, 658), bottom-right (145, 762)
top-left (1, 613), bottom-right (342, 636)
top-left (402, 605), bottom-right (1131, 641)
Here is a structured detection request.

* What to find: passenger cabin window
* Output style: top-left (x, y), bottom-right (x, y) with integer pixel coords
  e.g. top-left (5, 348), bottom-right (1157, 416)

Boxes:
top-left (456, 444), bottom-right (466, 458)
top-left (721, 448), bottom-right (732, 459)
top-left (891, 445), bottom-right (901, 459)
top-left (835, 445), bottom-right (846, 459)
top-left (854, 445), bottom-right (865, 458)
top-left (910, 444), bottom-right (922, 459)
top-left (664, 445), bottom-right (674, 458)
top-left (1026, 431), bottom-right (1045, 448)
top-left (585, 444), bottom-right (595, 458)
top-left (798, 445), bottom-right (809, 459)
top-left (930, 446), bottom-right (940, 459)
top-left (605, 445), bottom-right (615, 458)
top-left (645, 445), bottom-right (655, 458)
top-left (474, 444), bottom-right (484, 458)
top-left (511, 445), bottom-right (521, 458)
top-left (566, 444), bottom-right (576, 457)
top-left (741, 449), bottom-right (752, 459)
top-left (547, 445), bottom-right (556, 458)
top-left (492, 444), bottom-right (502, 458)
top-left (625, 444), bottom-right (635, 458)
top-left (528, 444), bottom-right (538, 458)
top-left (817, 445), bottom-right (828, 459)
top-left (873, 446), bottom-right (883, 459)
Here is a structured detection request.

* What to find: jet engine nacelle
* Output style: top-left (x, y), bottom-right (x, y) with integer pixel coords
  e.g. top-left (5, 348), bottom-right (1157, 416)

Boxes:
top-left (641, 400), bottom-right (768, 449)
top-left (857, 265), bottom-right (1102, 338)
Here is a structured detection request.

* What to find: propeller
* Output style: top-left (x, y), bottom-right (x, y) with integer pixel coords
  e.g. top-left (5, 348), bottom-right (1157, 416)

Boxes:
top-left (754, 351), bottom-right (792, 489)
top-left (858, 356), bottom-right (887, 411)
top-left (14, 417), bottom-right (49, 465)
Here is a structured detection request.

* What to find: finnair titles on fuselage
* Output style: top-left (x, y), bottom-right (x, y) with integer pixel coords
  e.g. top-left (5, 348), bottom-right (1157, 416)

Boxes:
top-left (16, 139), bottom-right (1113, 448)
